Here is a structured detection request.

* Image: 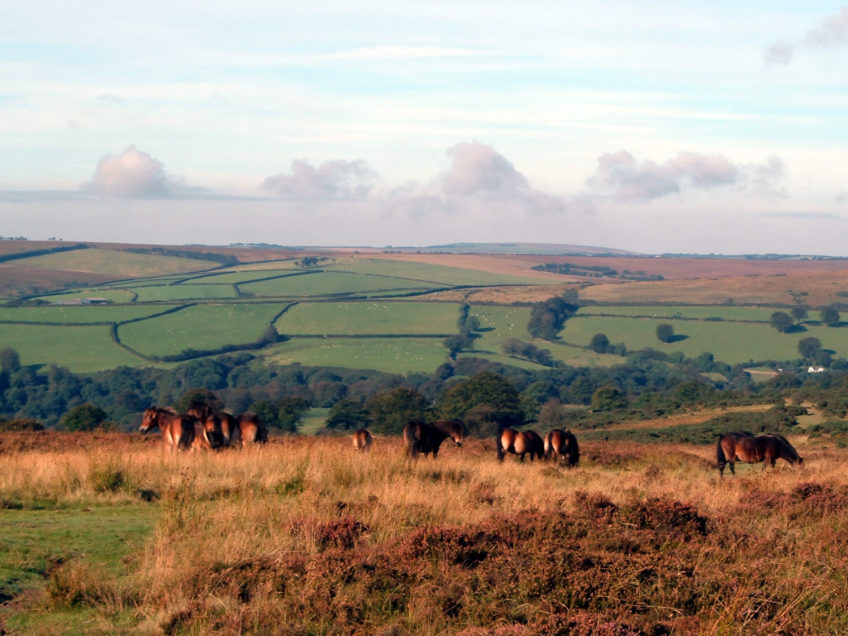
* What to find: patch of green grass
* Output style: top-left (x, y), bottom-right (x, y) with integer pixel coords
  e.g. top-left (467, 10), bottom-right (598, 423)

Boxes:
top-left (241, 270), bottom-right (437, 297)
top-left (119, 303), bottom-right (288, 357)
top-left (131, 283), bottom-right (238, 302)
top-left (329, 258), bottom-right (551, 285)
top-left (299, 408), bottom-right (330, 435)
top-left (0, 305), bottom-right (178, 324)
top-left (264, 337), bottom-right (451, 374)
top-left (0, 324), bottom-right (145, 372)
top-left (15, 248), bottom-right (212, 277)
top-left (0, 503), bottom-right (157, 632)
top-left (276, 301), bottom-right (460, 335)
top-left (33, 289), bottom-right (136, 304)
top-left (577, 304), bottom-right (779, 321)
top-left (562, 315), bottom-right (848, 364)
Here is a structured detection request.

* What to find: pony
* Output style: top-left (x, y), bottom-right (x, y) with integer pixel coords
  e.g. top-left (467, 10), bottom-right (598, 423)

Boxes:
top-left (544, 429), bottom-right (580, 467)
top-left (139, 407), bottom-right (211, 452)
top-left (352, 428), bottom-right (373, 452)
top-left (402, 420), bottom-right (465, 458)
top-left (186, 401), bottom-right (240, 449)
top-left (716, 432), bottom-right (803, 477)
top-left (497, 427), bottom-right (544, 462)
top-left (237, 412), bottom-right (268, 446)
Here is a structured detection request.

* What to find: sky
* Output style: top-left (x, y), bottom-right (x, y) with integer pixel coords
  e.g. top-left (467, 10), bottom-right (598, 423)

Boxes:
top-left (2, 1), bottom-right (848, 255)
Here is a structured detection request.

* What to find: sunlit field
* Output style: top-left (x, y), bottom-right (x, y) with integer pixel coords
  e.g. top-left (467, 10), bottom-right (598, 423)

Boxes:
top-left (2, 432), bottom-right (847, 634)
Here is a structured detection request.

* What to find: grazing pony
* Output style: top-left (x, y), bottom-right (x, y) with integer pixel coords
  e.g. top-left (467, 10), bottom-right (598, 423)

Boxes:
top-left (716, 432), bottom-right (803, 477)
top-left (402, 420), bottom-right (465, 459)
top-left (497, 428), bottom-right (544, 462)
top-left (187, 401), bottom-right (240, 449)
top-left (544, 429), bottom-right (580, 467)
top-left (237, 412), bottom-right (268, 446)
top-left (352, 428), bottom-right (373, 452)
top-left (140, 407), bottom-right (210, 452)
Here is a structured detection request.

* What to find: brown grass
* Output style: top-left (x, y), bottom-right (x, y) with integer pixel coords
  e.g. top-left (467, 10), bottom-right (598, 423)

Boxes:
top-left (4, 432), bottom-right (848, 634)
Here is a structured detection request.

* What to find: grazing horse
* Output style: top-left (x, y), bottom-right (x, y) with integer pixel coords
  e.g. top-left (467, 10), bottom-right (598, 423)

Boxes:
top-left (544, 429), bottom-right (580, 467)
top-left (716, 432), bottom-right (803, 477)
top-left (186, 402), bottom-right (240, 449)
top-left (237, 412), bottom-right (268, 446)
top-left (352, 428), bottom-right (373, 452)
top-left (497, 428), bottom-right (544, 462)
top-left (140, 407), bottom-right (210, 453)
top-left (402, 420), bottom-right (465, 459)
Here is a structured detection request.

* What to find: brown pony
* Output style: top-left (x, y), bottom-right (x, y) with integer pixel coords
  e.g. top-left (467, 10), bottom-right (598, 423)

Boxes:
top-left (352, 428), bottom-right (373, 452)
top-left (497, 428), bottom-right (544, 462)
top-left (237, 412), bottom-right (268, 446)
top-left (402, 420), bottom-right (465, 458)
top-left (716, 432), bottom-right (803, 477)
top-left (544, 429), bottom-right (580, 467)
top-left (186, 402), bottom-right (240, 449)
top-left (140, 407), bottom-right (210, 452)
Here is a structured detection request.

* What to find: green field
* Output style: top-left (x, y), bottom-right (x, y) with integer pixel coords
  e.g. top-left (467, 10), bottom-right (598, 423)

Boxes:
top-left (35, 289), bottom-right (137, 304)
top-left (0, 305), bottom-right (177, 324)
top-left (330, 258), bottom-right (552, 285)
top-left (240, 270), bottom-right (438, 298)
top-left (130, 284), bottom-right (238, 302)
top-left (264, 337), bottom-right (451, 373)
top-left (577, 304), bottom-right (779, 322)
top-left (276, 301), bottom-right (460, 335)
top-left (186, 270), bottom-right (302, 285)
top-left (0, 324), bottom-right (143, 372)
top-left (118, 303), bottom-right (287, 357)
top-left (14, 248), bottom-right (213, 277)
top-left (563, 315), bottom-right (848, 364)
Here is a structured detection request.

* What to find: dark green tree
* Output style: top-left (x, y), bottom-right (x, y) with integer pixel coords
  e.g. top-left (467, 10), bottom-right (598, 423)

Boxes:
top-left (0, 347), bottom-right (21, 373)
top-left (591, 386), bottom-right (628, 412)
top-left (798, 337), bottom-right (823, 360)
top-left (821, 306), bottom-right (841, 327)
top-left (770, 311), bottom-right (795, 333)
top-left (443, 334), bottom-right (473, 359)
top-left (324, 399), bottom-right (371, 430)
top-left (60, 403), bottom-right (109, 431)
top-left (438, 371), bottom-right (524, 435)
top-left (365, 387), bottom-right (433, 434)
top-left (176, 388), bottom-right (224, 414)
top-left (278, 396), bottom-right (310, 433)
top-left (791, 306), bottom-right (808, 322)
top-left (656, 323), bottom-right (675, 343)
top-left (589, 333), bottom-right (610, 353)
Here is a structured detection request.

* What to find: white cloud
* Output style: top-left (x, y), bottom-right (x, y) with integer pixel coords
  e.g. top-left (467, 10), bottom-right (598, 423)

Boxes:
top-left (766, 6), bottom-right (848, 65)
top-left (261, 159), bottom-right (377, 198)
top-left (84, 146), bottom-right (179, 197)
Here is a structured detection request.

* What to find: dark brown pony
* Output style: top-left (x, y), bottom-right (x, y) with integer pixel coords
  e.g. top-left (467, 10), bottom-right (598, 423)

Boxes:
top-left (716, 432), bottom-right (803, 477)
top-left (140, 407), bottom-right (210, 452)
top-left (237, 412), bottom-right (268, 446)
top-left (402, 420), bottom-right (464, 458)
top-left (352, 428), bottom-right (373, 452)
top-left (186, 401), bottom-right (240, 449)
top-left (497, 428), bottom-right (544, 462)
top-left (544, 429), bottom-right (580, 467)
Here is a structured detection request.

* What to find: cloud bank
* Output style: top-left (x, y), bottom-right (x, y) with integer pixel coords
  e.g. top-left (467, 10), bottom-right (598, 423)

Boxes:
top-left (766, 6), bottom-right (848, 64)
top-left (587, 150), bottom-right (784, 202)
top-left (84, 146), bottom-right (179, 198)
top-left (261, 159), bottom-right (377, 198)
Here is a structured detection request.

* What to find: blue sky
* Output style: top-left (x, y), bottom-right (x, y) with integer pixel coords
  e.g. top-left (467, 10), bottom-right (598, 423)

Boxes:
top-left (2, 1), bottom-right (848, 254)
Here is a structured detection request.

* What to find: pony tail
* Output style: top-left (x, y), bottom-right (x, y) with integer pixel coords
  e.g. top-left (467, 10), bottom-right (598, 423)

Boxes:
top-left (716, 436), bottom-right (727, 469)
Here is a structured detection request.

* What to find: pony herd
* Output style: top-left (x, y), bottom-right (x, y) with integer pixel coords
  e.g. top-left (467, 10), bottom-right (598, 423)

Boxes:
top-left (139, 405), bottom-right (805, 477)
top-left (139, 402), bottom-right (267, 453)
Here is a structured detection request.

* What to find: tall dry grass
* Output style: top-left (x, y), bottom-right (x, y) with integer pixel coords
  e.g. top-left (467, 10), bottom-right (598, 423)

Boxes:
top-left (4, 434), bottom-right (848, 634)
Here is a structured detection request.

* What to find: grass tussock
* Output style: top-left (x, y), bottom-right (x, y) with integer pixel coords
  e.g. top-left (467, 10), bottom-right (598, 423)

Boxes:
top-left (3, 433), bottom-right (848, 633)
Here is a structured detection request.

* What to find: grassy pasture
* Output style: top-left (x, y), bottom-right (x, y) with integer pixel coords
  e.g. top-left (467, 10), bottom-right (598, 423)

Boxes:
top-left (130, 283), bottom-right (238, 302)
top-left (577, 304), bottom-right (779, 322)
top-left (330, 257), bottom-right (553, 285)
top-left (0, 305), bottom-right (177, 324)
top-left (118, 303), bottom-right (287, 357)
top-left (181, 270), bottom-right (302, 285)
top-left (240, 270), bottom-right (438, 298)
top-left (0, 324), bottom-right (142, 372)
top-left (13, 248), bottom-right (212, 277)
top-left (275, 301), bottom-right (459, 335)
top-left (3, 434), bottom-right (848, 634)
top-left (33, 289), bottom-right (136, 304)
top-left (265, 337), bottom-right (451, 373)
top-left (562, 315), bottom-right (848, 364)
